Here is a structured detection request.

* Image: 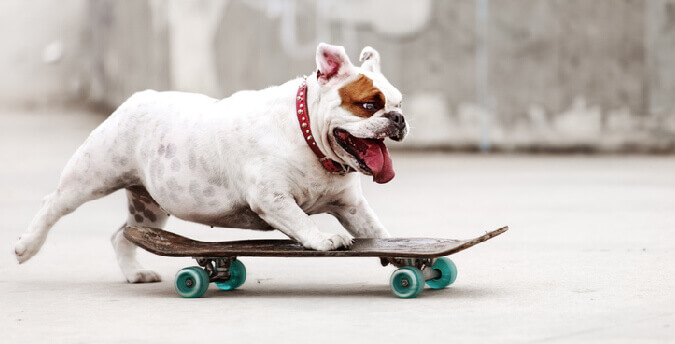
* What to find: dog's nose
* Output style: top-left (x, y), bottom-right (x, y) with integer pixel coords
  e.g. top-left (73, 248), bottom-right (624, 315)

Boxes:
top-left (384, 111), bottom-right (405, 128)
top-left (384, 111), bottom-right (407, 141)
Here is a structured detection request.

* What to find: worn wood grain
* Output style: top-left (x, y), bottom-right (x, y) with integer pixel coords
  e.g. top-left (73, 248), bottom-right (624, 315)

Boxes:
top-left (124, 226), bottom-right (508, 258)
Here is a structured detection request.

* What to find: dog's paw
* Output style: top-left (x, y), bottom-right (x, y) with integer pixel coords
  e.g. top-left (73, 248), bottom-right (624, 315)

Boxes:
top-left (14, 235), bottom-right (44, 264)
top-left (305, 233), bottom-right (353, 251)
top-left (126, 270), bottom-right (162, 283)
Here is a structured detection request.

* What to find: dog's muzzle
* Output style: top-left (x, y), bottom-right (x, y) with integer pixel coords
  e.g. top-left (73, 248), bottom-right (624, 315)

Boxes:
top-left (384, 111), bottom-right (407, 142)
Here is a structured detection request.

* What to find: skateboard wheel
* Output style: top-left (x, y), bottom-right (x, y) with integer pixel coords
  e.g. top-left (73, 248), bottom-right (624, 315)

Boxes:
top-left (390, 267), bottom-right (425, 299)
top-left (426, 257), bottom-right (458, 289)
top-left (215, 259), bottom-right (246, 291)
top-left (175, 267), bottom-right (210, 298)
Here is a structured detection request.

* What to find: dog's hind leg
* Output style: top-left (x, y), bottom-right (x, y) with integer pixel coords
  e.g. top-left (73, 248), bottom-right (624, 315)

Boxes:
top-left (15, 114), bottom-right (143, 264)
top-left (14, 189), bottom-right (84, 263)
top-left (111, 186), bottom-right (169, 283)
top-left (14, 163), bottom-right (131, 264)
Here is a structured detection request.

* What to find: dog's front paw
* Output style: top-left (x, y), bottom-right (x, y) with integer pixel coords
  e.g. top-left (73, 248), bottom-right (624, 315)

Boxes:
top-left (125, 270), bottom-right (162, 283)
top-left (304, 233), bottom-right (353, 251)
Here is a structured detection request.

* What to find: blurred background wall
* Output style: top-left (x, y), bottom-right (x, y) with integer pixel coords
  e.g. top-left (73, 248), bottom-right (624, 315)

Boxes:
top-left (2, 0), bottom-right (675, 152)
top-left (0, 0), bottom-right (89, 108)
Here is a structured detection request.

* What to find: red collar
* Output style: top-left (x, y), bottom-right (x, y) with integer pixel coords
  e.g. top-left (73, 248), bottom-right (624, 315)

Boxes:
top-left (296, 77), bottom-right (350, 175)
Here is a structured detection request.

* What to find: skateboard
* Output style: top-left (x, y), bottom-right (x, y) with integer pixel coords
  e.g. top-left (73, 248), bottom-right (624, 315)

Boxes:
top-left (123, 226), bottom-right (509, 299)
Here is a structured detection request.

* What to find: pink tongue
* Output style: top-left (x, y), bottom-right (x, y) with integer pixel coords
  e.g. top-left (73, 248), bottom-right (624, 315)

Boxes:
top-left (362, 140), bottom-right (395, 184)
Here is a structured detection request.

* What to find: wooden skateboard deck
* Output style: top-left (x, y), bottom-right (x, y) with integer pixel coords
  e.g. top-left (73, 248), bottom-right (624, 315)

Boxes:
top-left (123, 226), bottom-right (508, 259)
top-left (123, 225), bottom-right (509, 298)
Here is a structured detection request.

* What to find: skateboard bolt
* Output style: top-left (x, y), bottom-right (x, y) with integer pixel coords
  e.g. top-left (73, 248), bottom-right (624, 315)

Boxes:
top-left (185, 278), bottom-right (194, 288)
top-left (401, 277), bottom-right (410, 288)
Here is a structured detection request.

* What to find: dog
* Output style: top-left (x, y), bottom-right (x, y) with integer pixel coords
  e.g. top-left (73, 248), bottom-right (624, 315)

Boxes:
top-left (14, 43), bottom-right (408, 283)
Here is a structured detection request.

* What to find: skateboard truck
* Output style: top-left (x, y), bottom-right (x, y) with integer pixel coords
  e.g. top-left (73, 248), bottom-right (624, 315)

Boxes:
top-left (388, 257), bottom-right (441, 279)
top-left (196, 257), bottom-right (237, 282)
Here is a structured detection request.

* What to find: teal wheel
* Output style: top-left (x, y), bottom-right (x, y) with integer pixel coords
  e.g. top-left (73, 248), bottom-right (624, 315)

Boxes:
top-left (390, 266), bottom-right (425, 299)
top-left (215, 259), bottom-right (246, 291)
top-left (426, 257), bottom-right (458, 290)
top-left (175, 266), bottom-right (210, 298)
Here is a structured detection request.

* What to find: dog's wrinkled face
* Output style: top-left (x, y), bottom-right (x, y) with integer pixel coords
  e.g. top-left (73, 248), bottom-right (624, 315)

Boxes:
top-left (314, 43), bottom-right (408, 184)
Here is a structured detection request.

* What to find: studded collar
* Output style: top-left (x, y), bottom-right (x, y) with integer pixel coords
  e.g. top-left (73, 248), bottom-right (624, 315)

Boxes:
top-left (295, 76), bottom-right (350, 175)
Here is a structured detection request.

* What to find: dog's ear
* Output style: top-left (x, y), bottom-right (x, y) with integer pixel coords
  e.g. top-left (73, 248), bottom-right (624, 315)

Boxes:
top-left (359, 46), bottom-right (381, 73)
top-left (316, 43), bottom-right (354, 86)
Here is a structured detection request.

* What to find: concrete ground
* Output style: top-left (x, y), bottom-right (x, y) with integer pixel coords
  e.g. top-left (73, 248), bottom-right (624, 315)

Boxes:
top-left (0, 108), bottom-right (673, 343)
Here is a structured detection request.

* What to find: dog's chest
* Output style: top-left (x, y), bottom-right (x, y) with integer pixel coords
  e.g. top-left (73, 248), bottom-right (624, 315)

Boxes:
top-left (289, 174), bottom-right (354, 214)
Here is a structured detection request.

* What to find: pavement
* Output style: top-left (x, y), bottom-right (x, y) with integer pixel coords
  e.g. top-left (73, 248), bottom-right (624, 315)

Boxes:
top-left (0, 107), bottom-right (673, 343)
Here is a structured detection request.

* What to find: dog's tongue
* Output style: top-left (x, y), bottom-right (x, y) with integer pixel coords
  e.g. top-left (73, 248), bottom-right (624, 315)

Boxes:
top-left (361, 139), bottom-right (395, 184)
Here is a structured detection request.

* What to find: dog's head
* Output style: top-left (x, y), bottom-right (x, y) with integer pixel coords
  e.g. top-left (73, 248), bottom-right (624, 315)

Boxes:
top-left (313, 43), bottom-right (408, 184)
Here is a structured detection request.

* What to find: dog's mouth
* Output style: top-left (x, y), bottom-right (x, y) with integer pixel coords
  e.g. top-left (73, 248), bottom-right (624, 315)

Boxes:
top-left (333, 128), bottom-right (395, 184)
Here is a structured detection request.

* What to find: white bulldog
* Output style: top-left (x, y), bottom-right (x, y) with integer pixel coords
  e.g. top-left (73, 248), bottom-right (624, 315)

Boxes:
top-left (15, 43), bottom-right (408, 283)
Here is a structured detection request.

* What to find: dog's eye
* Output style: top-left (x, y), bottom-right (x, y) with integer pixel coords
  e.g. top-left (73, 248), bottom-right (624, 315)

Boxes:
top-left (361, 102), bottom-right (376, 111)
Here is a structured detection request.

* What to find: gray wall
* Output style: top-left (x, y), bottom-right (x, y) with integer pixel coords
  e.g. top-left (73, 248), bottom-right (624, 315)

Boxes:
top-left (0, 0), bottom-right (89, 108)
top-left (4, 0), bottom-right (675, 152)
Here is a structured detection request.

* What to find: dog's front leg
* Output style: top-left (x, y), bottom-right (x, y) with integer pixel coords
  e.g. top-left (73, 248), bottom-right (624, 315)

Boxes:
top-left (331, 197), bottom-right (391, 239)
top-left (250, 195), bottom-right (353, 251)
top-left (331, 197), bottom-right (397, 266)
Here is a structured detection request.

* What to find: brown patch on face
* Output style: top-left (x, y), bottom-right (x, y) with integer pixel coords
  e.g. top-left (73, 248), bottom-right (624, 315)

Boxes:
top-left (338, 74), bottom-right (385, 118)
